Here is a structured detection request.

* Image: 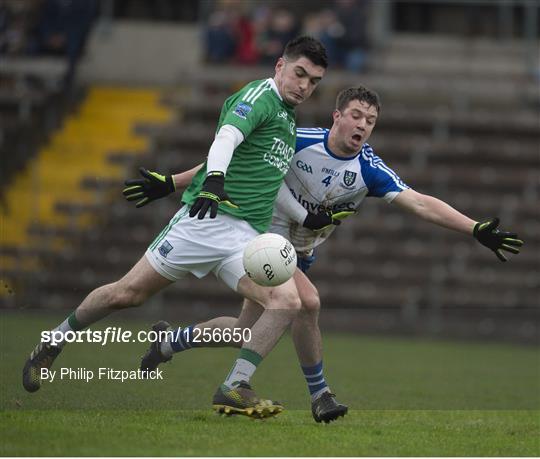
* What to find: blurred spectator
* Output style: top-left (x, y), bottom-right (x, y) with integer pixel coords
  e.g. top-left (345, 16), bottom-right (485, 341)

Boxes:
top-left (234, 12), bottom-right (259, 65)
top-left (309, 9), bottom-right (344, 67)
top-left (205, 8), bottom-right (237, 63)
top-left (315, 0), bottom-right (370, 72)
top-left (257, 7), bottom-right (299, 65)
top-left (0, 0), bottom-right (39, 55)
top-left (228, 0), bottom-right (259, 65)
top-left (27, 0), bottom-right (97, 85)
top-left (203, 0), bottom-right (370, 70)
top-left (204, 0), bottom-right (261, 65)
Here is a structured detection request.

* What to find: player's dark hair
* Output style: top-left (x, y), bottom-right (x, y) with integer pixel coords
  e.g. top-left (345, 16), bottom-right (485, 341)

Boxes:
top-left (283, 36), bottom-right (328, 69)
top-left (336, 86), bottom-right (381, 114)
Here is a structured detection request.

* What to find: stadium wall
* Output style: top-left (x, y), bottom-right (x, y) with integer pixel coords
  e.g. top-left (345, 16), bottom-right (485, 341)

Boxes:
top-left (78, 20), bottom-right (201, 85)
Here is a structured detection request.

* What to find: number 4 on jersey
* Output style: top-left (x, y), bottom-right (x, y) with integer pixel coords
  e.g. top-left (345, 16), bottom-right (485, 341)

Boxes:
top-left (322, 175), bottom-right (332, 187)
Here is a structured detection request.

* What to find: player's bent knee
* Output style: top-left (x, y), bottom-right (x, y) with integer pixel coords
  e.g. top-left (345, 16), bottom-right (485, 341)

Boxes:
top-left (302, 291), bottom-right (321, 312)
top-left (273, 290), bottom-right (302, 311)
top-left (108, 282), bottom-right (148, 309)
top-left (291, 294), bottom-right (303, 311)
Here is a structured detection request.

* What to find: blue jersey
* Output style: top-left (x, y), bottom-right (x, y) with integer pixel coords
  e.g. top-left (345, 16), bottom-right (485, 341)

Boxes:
top-left (271, 127), bottom-right (409, 252)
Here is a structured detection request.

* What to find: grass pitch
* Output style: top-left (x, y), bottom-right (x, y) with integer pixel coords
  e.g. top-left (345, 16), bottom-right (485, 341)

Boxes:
top-left (1, 311), bottom-right (539, 456)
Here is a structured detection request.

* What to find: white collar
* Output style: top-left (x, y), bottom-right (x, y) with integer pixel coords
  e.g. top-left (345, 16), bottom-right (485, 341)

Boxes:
top-left (269, 78), bottom-right (283, 101)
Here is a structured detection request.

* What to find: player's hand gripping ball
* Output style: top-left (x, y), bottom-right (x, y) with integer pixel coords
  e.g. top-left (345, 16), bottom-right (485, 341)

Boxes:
top-left (243, 234), bottom-right (297, 287)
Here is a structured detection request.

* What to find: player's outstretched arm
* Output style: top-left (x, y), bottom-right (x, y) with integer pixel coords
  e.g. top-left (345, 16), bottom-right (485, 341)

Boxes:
top-left (275, 182), bottom-right (354, 230)
top-left (473, 218), bottom-right (523, 262)
top-left (303, 211), bottom-right (353, 231)
top-left (123, 164), bottom-right (203, 208)
top-left (172, 163), bottom-right (204, 189)
top-left (123, 167), bottom-right (176, 208)
top-left (392, 189), bottom-right (523, 261)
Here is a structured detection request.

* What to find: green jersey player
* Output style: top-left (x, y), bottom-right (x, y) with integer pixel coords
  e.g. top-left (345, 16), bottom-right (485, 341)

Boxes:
top-left (124, 86), bottom-right (523, 423)
top-left (22, 36), bottom-right (328, 419)
top-left (181, 76), bottom-right (297, 233)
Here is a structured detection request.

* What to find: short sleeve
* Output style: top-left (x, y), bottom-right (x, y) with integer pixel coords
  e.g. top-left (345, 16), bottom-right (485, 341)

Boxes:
top-left (219, 81), bottom-right (274, 139)
top-left (361, 145), bottom-right (410, 203)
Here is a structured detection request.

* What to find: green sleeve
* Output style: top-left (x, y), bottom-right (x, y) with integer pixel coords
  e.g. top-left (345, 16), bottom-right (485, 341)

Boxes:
top-left (219, 95), bottom-right (272, 139)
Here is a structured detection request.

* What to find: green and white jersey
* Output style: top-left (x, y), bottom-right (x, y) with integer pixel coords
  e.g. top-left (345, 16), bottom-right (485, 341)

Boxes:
top-left (182, 78), bottom-right (297, 233)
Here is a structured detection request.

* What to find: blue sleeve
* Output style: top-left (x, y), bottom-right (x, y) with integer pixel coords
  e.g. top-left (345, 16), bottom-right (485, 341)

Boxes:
top-left (360, 145), bottom-right (409, 198)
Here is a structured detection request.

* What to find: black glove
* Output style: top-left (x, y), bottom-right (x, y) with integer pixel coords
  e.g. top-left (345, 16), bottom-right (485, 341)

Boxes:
top-left (123, 167), bottom-right (175, 208)
top-left (303, 210), bottom-right (355, 231)
top-left (189, 171), bottom-right (238, 219)
top-left (473, 217), bottom-right (523, 262)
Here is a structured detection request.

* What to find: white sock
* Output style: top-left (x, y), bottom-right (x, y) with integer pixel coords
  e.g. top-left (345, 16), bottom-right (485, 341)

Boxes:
top-left (223, 358), bottom-right (257, 388)
top-left (160, 337), bottom-right (174, 358)
top-left (50, 318), bottom-right (73, 349)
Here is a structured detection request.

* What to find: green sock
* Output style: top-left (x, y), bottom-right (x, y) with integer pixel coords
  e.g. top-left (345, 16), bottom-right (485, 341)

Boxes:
top-left (67, 311), bottom-right (84, 331)
top-left (223, 348), bottom-right (263, 388)
top-left (50, 311), bottom-right (84, 348)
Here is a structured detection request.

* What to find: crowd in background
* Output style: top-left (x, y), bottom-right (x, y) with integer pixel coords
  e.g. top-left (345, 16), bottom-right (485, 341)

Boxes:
top-left (1, 0), bottom-right (97, 84)
top-left (204, 0), bottom-right (371, 72)
top-left (2, 0), bottom-right (371, 72)
top-left (1, 0), bottom-right (96, 57)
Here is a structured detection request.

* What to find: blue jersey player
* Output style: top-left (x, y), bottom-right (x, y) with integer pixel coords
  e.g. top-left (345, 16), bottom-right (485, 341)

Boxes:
top-left (124, 86), bottom-right (523, 423)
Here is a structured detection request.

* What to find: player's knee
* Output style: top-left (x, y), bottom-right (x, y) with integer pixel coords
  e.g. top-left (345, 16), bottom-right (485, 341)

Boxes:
top-left (109, 282), bottom-right (147, 309)
top-left (301, 290), bottom-right (320, 312)
top-left (276, 290), bottom-right (302, 311)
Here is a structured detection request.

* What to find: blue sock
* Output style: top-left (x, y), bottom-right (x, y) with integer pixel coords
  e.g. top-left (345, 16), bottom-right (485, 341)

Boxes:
top-left (171, 326), bottom-right (198, 352)
top-left (161, 325), bottom-right (199, 357)
top-left (302, 361), bottom-right (330, 401)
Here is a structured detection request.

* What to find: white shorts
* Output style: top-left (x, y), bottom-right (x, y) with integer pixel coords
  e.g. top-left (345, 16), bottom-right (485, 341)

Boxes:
top-left (145, 206), bottom-right (258, 291)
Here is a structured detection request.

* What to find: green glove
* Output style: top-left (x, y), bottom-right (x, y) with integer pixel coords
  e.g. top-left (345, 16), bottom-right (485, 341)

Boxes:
top-left (331, 211), bottom-right (356, 222)
top-left (473, 217), bottom-right (523, 262)
top-left (123, 167), bottom-right (175, 208)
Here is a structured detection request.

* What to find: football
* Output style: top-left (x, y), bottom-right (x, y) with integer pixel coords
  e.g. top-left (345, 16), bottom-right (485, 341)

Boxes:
top-left (243, 233), bottom-right (297, 287)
